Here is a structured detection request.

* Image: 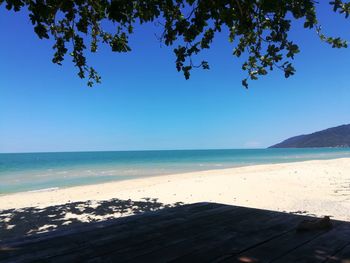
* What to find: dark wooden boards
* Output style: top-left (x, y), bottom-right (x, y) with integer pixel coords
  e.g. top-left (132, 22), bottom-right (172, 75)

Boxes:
top-left (1, 202), bottom-right (350, 263)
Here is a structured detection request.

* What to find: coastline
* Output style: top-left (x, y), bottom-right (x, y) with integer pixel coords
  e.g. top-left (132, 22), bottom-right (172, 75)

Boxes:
top-left (2, 148), bottom-right (350, 196)
top-left (2, 153), bottom-right (350, 196)
top-left (1, 157), bottom-right (350, 221)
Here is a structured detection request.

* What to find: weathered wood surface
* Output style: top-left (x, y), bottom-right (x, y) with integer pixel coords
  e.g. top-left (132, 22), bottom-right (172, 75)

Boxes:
top-left (1, 202), bottom-right (350, 263)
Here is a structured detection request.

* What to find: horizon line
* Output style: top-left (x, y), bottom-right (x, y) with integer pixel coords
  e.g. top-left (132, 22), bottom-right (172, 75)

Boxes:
top-left (0, 147), bottom-right (269, 154)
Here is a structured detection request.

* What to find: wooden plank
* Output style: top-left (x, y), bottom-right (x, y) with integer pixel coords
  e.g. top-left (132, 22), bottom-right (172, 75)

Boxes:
top-left (1, 202), bottom-right (212, 246)
top-left (0, 203), bottom-right (212, 261)
top-left (91, 208), bottom-right (304, 262)
top-left (85, 205), bottom-right (256, 262)
top-left (219, 221), bottom-right (341, 263)
top-left (324, 243), bottom-right (350, 263)
top-left (3, 203), bottom-right (350, 263)
top-left (270, 222), bottom-right (350, 263)
top-left (0, 203), bottom-right (229, 262)
top-left (40, 204), bottom-right (246, 262)
top-left (167, 210), bottom-right (306, 263)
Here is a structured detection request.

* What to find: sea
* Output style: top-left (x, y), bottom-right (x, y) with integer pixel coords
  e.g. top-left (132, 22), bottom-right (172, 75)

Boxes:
top-left (1, 148), bottom-right (350, 195)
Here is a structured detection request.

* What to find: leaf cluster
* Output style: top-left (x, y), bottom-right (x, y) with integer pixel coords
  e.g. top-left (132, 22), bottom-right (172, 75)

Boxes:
top-left (1, 0), bottom-right (349, 87)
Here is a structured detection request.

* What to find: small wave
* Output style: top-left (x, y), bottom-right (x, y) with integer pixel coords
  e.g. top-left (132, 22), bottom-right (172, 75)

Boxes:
top-left (27, 187), bottom-right (59, 193)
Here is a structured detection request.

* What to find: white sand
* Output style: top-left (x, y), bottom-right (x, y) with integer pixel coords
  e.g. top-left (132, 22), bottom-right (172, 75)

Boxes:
top-left (1, 158), bottom-right (350, 221)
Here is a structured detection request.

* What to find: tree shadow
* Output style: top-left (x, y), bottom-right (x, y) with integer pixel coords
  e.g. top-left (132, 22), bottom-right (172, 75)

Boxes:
top-left (0, 197), bottom-right (184, 241)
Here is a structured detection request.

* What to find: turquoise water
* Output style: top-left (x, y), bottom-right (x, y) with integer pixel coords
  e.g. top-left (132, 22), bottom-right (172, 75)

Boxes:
top-left (1, 148), bottom-right (350, 194)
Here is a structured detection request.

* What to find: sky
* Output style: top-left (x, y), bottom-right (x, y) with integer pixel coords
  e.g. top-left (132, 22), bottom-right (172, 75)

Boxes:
top-left (1, 3), bottom-right (350, 153)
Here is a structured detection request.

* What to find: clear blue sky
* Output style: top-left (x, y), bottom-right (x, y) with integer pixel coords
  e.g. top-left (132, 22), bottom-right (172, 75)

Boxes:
top-left (1, 3), bottom-right (349, 153)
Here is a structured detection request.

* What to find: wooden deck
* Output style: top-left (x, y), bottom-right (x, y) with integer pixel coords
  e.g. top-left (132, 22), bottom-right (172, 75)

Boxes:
top-left (1, 202), bottom-right (350, 262)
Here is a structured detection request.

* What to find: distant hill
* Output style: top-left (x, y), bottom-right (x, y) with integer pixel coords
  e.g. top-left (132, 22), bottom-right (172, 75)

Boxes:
top-left (269, 124), bottom-right (350, 148)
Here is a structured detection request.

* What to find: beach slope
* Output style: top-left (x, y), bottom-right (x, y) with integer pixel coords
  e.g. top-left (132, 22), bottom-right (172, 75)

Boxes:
top-left (1, 158), bottom-right (350, 221)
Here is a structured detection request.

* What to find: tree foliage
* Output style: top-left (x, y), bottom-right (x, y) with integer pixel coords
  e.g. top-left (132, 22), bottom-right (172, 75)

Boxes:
top-left (1, 0), bottom-right (349, 87)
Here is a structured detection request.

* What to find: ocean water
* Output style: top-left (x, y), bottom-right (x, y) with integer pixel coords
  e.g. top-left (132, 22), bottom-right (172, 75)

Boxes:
top-left (1, 148), bottom-right (350, 195)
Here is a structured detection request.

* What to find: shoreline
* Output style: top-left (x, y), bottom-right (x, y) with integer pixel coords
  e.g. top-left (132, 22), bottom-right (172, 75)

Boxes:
top-left (1, 155), bottom-right (349, 198)
top-left (0, 158), bottom-right (349, 220)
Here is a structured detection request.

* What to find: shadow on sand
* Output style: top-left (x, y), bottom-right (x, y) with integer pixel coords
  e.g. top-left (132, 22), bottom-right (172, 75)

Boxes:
top-left (0, 198), bottom-right (183, 241)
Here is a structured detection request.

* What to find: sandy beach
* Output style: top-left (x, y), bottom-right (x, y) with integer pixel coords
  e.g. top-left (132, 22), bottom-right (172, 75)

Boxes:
top-left (1, 158), bottom-right (350, 239)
